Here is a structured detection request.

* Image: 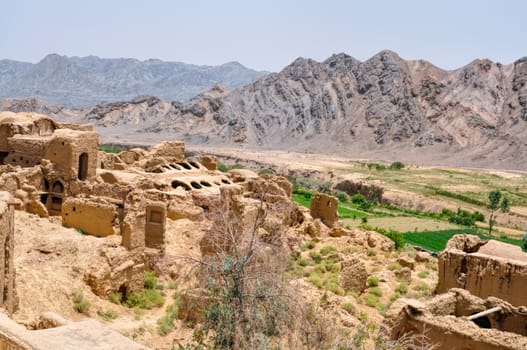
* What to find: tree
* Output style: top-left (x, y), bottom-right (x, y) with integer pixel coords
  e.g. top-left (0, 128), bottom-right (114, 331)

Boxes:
top-left (193, 189), bottom-right (294, 349)
top-left (488, 190), bottom-right (509, 236)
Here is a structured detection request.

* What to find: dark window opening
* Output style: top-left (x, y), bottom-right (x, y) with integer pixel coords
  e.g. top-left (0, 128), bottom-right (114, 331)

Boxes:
top-left (200, 181), bottom-right (212, 187)
top-left (43, 179), bottom-right (50, 192)
top-left (0, 152), bottom-right (8, 165)
top-left (202, 205), bottom-right (209, 213)
top-left (327, 201), bottom-right (332, 207)
top-left (118, 285), bottom-right (129, 302)
top-left (177, 162), bottom-right (192, 170)
top-left (171, 180), bottom-right (191, 191)
top-left (170, 163), bottom-right (182, 170)
top-left (188, 161), bottom-right (201, 169)
top-left (40, 194), bottom-right (48, 205)
top-left (190, 181), bottom-right (202, 189)
top-left (78, 153), bottom-right (89, 180)
top-left (221, 179), bottom-right (231, 184)
top-left (472, 316), bottom-right (491, 329)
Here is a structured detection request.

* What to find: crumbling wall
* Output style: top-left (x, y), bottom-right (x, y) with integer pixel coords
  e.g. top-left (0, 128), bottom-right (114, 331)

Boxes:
top-left (200, 155), bottom-right (217, 170)
top-left (0, 192), bottom-right (18, 314)
top-left (310, 192), bottom-right (338, 227)
top-left (383, 289), bottom-right (527, 350)
top-left (121, 191), bottom-right (167, 251)
top-left (437, 235), bottom-right (527, 307)
top-left (62, 198), bottom-right (119, 237)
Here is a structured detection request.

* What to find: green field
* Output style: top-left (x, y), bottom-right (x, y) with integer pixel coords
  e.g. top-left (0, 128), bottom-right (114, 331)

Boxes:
top-left (403, 229), bottom-right (525, 252)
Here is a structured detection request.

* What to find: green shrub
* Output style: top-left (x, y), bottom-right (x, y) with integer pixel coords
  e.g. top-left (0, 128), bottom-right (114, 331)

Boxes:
top-left (97, 309), bottom-right (118, 321)
top-left (390, 292), bottom-right (401, 302)
top-left (389, 161), bottom-right (405, 170)
top-left (217, 162), bottom-right (244, 172)
top-left (73, 290), bottom-right (90, 314)
top-left (308, 270), bottom-right (324, 288)
top-left (319, 246), bottom-right (337, 256)
top-left (388, 262), bottom-right (401, 271)
top-left (126, 289), bottom-right (165, 309)
top-left (351, 193), bottom-right (366, 204)
top-left (309, 252), bottom-right (322, 264)
top-left (395, 281), bottom-right (408, 295)
top-left (367, 276), bottom-right (379, 287)
top-left (367, 248), bottom-right (377, 257)
top-left (335, 191), bottom-right (348, 202)
top-left (297, 258), bottom-right (310, 267)
top-left (364, 294), bottom-right (380, 308)
top-left (341, 302), bottom-right (356, 315)
top-left (144, 271), bottom-right (158, 290)
top-left (300, 240), bottom-right (316, 251)
top-left (369, 287), bottom-right (382, 297)
top-left (418, 271), bottom-right (430, 279)
top-left (109, 292), bottom-right (122, 304)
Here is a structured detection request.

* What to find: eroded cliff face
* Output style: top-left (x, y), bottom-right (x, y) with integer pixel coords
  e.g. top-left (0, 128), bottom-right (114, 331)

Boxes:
top-left (4, 51), bottom-right (527, 169)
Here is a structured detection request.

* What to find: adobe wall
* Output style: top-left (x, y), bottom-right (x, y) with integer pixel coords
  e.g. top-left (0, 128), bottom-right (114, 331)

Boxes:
top-left (0, 192), bottom-right (17, 315)
top-left (44, 129), bottom-right (99, 180)
top-left (383, 289), bottom-right (527, 350)
top-left (437, 235), bottom-right (527, 307)
top-left (4, 136), bottom-right (48, 167)
top-left (310, 192), bottom-right (338, 227)
top-left (0, 312), bottom-right (149, 350)
top-left (62, 198), bottom-right (119, 237)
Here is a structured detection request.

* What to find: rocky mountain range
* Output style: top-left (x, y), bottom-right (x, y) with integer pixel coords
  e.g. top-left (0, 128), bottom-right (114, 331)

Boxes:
top-left (2, 50), bottom-right (527, 169)
top-left (0, 54), bottom-right (267, 107)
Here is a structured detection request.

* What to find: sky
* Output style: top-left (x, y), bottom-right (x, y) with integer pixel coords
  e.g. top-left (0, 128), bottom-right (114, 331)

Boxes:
top-left (1, 0), bottom-right (526, 72)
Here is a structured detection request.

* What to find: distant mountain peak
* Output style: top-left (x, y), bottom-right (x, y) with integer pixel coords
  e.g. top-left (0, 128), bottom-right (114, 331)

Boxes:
top-left (0, 55), bottom-right (269, 107)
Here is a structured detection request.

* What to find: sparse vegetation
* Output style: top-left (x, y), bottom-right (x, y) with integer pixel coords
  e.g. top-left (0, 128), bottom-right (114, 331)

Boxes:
top-left (98, 144), bottom-right (124, 153)
top-left (217, 162), bottom-right (244, 172)
top-left (157, 293), bottom-right (180, 335)
top-left (125, 272), bottom-right (165, 309)
top-left (395, 281), bottom-right (409, 295)
top-left (488, 190), bottom-right (509, 236)
top-left (97, 309), bottom-right (118, 321)
top-left (389, 161), bottom-right (405, 170)
top-left (367, 276), bottom-right (380, 287)
top-left (73, 290), bottom-right (91, 314)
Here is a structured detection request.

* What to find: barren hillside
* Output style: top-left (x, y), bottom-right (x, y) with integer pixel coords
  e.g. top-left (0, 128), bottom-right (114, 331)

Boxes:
top-left (3, 51), bottom-right (527, 169)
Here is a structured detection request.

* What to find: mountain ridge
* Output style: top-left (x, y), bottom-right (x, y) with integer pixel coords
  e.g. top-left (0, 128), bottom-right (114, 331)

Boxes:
top-left (0, 54), bottom-right (269, 107)
top-left (3, 50), bottom-right (527, 169)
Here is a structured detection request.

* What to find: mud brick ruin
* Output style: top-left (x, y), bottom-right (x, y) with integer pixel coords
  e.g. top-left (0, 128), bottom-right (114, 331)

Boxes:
top-left (0, 111), bottom-right (332, 349)
top-left (436, 234), bottom-right (527, 306)
top-left (383, 288), bottom-right (527, 350)
top-left (310, 192), bottom-right (339, 227)
top-left (0, 192), bottom-right (17, 315)
top-left (384, 234), bottom-right (527, 349)
top-left (0, 112), bottom-right (246, 297)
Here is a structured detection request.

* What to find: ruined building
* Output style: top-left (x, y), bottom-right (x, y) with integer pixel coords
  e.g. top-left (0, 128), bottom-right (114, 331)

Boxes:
top-left (310, 192), bottom-right (339, 227)
top-left (0, 192), bottom-right (17, 315)
top-left (436, 234), bottom-right (527, 307)
top-left (383, 288), bottom-right (527, 350)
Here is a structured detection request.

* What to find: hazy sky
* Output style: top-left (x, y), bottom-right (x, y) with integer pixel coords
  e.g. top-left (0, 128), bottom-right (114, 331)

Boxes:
top-left (2, 0), bottom-right (526, 72)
